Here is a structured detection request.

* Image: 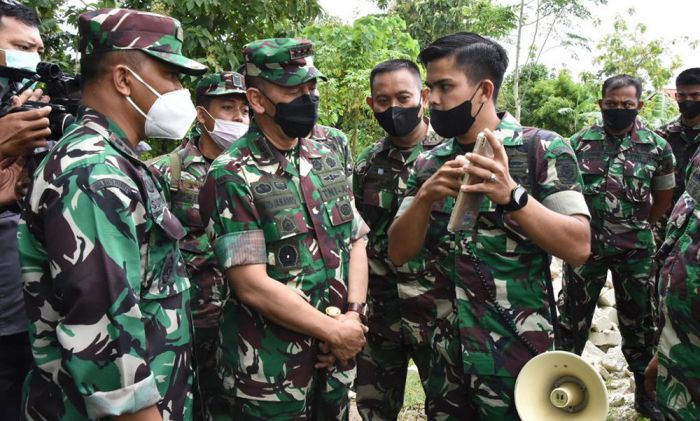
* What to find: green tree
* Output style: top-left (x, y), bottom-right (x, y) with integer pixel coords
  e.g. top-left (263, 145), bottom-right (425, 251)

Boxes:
top-left (302, 14), bottom-right (420, 155)
top-left (510, 0), bottom-right (606, 120)
top-left (516, 69), bottom-right (599, 136)
top-left (376, 0), bottom-right (517, 48)
top-left (498, 62), bottom-right (550, 114)
top-left (594, 11), bottom-right (690, 92)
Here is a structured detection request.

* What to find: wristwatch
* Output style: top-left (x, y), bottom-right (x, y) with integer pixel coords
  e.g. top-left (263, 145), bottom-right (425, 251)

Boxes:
top-left (499, 184), bottom-right (529, 212)
top-left (347, 302), bottom-right (367, 324)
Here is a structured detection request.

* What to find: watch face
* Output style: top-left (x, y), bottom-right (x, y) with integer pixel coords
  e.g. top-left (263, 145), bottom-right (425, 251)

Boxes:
top-left (514, 186), bottom-right (526, 204)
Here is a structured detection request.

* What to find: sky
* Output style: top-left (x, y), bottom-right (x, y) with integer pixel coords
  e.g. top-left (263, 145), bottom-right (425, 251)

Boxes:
top-left (318, 0), bottom-right (700, 87)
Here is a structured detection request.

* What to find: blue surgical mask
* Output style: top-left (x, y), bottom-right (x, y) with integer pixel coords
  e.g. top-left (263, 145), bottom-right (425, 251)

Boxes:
top-left (2, 48), bottom-right (41, 72)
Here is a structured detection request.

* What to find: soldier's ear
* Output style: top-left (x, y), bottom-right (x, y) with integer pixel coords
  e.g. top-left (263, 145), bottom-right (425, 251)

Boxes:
top-left (479, 80), bottom-right (495, 104)
top-left (246, 88), bottom-right (266, 115)
top-left (366, 96), bottom-right (373, 109)
top-left (112, 64), bottom-right (132, 97)
top-left (420, 87), bottom-right (430, 107)
top-left (637, 100), bottom-right (645, 111)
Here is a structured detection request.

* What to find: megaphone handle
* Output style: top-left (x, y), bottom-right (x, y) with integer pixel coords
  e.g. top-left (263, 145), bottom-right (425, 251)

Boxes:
top-left (465, 243), bottom-right (539, 356)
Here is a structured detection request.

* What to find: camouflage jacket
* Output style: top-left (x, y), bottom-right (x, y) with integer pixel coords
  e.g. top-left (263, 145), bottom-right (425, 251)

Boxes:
top-left (18, 107), bottom-right (193, 420)
top-left (571, 120), bottom-right (676, 250)
top-left (200, 121), bottom-right (369, 402)
top-left (398, 112), bottom-right (590, 378)
top-left (656, 148), bottom-right (700, 418)
top-left (353, 122), bottom-right (449, 342)
top-left (655, 116), bottom-right (700, 205)
top-left (150, 134), bottom-right (226, 329)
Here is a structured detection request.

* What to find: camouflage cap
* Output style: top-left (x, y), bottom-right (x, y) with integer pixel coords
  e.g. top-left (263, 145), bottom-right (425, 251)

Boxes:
top-left (243, 38), bottom-right (327, 87)
top-left (195, 71), bottom-right (246, 98)
top-left (78, 8), bottom-right (207, 76)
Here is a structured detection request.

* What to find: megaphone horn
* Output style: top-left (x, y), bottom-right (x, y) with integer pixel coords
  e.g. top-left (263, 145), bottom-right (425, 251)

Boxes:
top-left (514, 351), bottom-right (609, 421)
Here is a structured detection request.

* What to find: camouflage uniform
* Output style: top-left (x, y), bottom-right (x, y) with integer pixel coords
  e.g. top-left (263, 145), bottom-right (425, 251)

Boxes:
top-left (17, 9), bottom-right (206, 420)
top-left (353, 123), bottom-right (459, 420)
top-left (653, 116), bottom-right (700, 244)
top-left (558, 121), bottom-right (675, 377)
top-left (150, 71), bottom-right (246, 420)
top-left (199, 38), bottom-right (369, 420)
top-left (655, 148), bottom-right (700, 421)
top-left (397, 113), bottom-right (590, 419)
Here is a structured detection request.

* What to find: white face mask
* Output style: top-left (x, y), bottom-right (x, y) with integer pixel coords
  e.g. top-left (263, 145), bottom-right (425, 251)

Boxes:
top-left (199, 107), bottom-right (248, 150)
top-left (1, 48), bottom-right (40, 71)
top-left (124, 67), bottom-right (196, 140)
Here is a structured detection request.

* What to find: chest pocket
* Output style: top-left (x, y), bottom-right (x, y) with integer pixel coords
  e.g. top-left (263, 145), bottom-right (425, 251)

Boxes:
top-left (577, 142), bottom-right (607, 196)
top-left (362, 167), bottom-right (398, 211)
top-left (318, 169), bottom-right (354, 227)
top-left (622, 150), bottom-right (655, 203)
top-left (252, 177), bottom-right (310, 275)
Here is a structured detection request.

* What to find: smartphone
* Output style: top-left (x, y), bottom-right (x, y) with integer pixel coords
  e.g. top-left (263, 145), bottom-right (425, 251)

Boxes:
top-left (447, 132), bottom-right (495, 232)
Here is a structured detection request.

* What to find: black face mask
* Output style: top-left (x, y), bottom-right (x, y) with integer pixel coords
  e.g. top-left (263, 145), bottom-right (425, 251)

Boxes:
top-left (430, 85), bottom-right (483, 138)
top-left (679, 101), bottom-right (700, 121)
top-left (264, 92), bottom-right (320, 138)
top-left (374, 104), bottom-right (422, 137)
top-left (602, 108), bottom-right (638, 132)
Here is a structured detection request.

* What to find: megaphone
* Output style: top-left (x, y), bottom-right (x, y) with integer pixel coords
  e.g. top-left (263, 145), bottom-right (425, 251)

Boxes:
top-left (514, 351), bottom-right (608, 420)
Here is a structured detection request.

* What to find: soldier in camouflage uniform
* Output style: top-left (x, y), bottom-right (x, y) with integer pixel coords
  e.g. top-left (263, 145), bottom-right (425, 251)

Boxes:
top-left (149, 71), bottom-right (249, 420)
top-left (389, 32), bottom-right (592, 419)
top-left (645, 148), bottom-right (700, 421)
top-left (653, 68), bottom-right (700, 245)
top-left (18, 8), bottom-right (207, 420)
top-left (557, 75), bottom-right (674, 420)
top-left (353, 59), bottom-right (458, 420)
top-left (199, 38), bottom-right (370, 420)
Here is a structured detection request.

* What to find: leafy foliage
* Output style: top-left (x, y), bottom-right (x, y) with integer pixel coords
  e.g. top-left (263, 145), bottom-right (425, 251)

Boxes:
top-left (303, 14), bottom-right (420, 155)
top-left (378, 0), bottom-right (517, 48)
top-left (594, 12), bottom-right (689, 91)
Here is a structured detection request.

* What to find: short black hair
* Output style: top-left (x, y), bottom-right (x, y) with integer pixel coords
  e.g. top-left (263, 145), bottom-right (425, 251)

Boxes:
top-left (80, 50), bottom-right (144, 86)
top-left (0, 1), bottom-right (40, 28)
top-left (369, 59), bottom-right (422, 93)
top-left (195, 91), bottom-right (212, 108)
top-left (602, 74), bottom-right (642, 99)
top-left (418, 32), bottom-right (508, 101)
top-left (676, 68), bottom-right (700, 87)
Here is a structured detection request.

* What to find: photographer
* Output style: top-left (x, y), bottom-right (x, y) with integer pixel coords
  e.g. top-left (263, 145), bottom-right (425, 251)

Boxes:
top-left (0, 2), bottom-right (50, 421)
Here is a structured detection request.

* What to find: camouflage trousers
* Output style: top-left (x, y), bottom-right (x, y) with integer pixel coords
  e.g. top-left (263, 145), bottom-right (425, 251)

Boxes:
top-left (355, 297), bottom-right (432, 421)
top-left (558, 246), bottom-right (656, 374)
top-left (210, 375), bottom-right (351, 421)
top-left (356, 271), bottom-right (470, 421)
top-left (192, 327), bottom-right (228, 421)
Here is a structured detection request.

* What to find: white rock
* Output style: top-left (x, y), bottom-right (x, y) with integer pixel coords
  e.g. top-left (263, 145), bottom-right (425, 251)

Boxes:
top-left (598, 365), bottom-right (610, 380)
top-left (605, 271), bottom-right (613, 289)
top-left (583, 340), bottom-right (606, 359)
top-left (602, 354), bottom-right (626, 373)
top-left (609, 393), bottom-right (626, 407)
top-left (589, 330), bottom-right (622, 347)
top-left (592, 306), bottom-right (619, 332)
top-left (598, 288), bottom-right (616, 307)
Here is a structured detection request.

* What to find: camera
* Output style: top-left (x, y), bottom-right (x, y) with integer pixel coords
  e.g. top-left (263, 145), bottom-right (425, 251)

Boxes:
top-left (0, 61), bottom-right (80, 141)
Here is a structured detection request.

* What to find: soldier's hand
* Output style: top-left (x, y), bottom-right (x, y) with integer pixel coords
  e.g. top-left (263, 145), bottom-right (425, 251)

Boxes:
top-left (416, 155), bottom-right (469, 204)
top-left (315, 342), bottom-right (337, 369)
top-left (0, 106), bottom-right (51, 161)
top-left (10, 88), bottom-right (50, 108)
top-left (0, 157), bottom-right (25, 207)
top-left (328, 317), bottom-right (367, 361)
top-left (460, 128), bottom-right (517, 205)
top-left (644, 354), bottom-right (659, 401)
